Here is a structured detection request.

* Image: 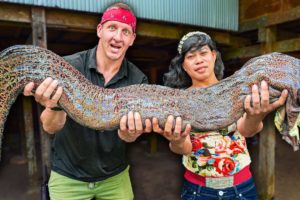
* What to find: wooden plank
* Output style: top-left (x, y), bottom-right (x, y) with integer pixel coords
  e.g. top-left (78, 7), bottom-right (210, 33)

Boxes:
top-left (223, 37), bottom-right (300, 60)
top-left (137, 22), bottom-right (183, 39)
top-left (240, 6), bottom-right (300, 32)
top-left (274, 37), bottom-right (300, 53)
top-left (0, 3), bottom-right (31, 24)
top-left (257, 113), bottom-right (276, 199)
top-left (223, 44), bottom-right (262, 60)
top-left (0, 3), bottom-right (243, 46)
top-left (137, 24), bottom-right (251, 46)
top-left (211, 32), bottom-right (251, 47)
top-left (239, 0), bottom-right (280, 21)
top-left (46, 9), bottom-right (98, 32)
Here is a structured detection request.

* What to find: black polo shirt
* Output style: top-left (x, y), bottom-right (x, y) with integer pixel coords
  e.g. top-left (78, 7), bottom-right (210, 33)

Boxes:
top-left (51, 46), bottom-right (148, 182)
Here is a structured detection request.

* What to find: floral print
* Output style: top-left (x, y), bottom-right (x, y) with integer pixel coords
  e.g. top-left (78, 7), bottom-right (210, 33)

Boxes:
top-left (183, 123), bottom-right (251, 177)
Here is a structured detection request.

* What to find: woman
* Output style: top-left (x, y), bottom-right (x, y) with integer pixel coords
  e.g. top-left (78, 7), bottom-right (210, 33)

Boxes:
top-left (152, 31), bottom-right (288, 199)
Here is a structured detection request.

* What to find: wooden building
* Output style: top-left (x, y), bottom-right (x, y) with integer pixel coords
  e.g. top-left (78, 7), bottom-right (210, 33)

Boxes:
top-left (0, 0), bottom-right (300, 199)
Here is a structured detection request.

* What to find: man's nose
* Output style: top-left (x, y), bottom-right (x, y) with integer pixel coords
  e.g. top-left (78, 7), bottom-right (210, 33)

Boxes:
top-left (113, 29), bottom-right (123, 41)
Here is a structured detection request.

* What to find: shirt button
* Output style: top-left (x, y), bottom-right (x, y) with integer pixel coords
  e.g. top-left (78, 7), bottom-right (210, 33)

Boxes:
top-left (218, 191), bottom-right (224, 196)
top-left (88, 182), bottom-right (95, 189)
top-left (193, 191), bottom-right (196, 195)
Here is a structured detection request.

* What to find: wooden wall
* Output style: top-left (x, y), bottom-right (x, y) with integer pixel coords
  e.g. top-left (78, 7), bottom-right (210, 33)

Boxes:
top-left (240, 0), bottom-right (300, 21)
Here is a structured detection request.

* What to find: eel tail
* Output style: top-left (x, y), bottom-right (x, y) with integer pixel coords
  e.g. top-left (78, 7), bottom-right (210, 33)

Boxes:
top-left (0, 45), bottom-right (29, 160)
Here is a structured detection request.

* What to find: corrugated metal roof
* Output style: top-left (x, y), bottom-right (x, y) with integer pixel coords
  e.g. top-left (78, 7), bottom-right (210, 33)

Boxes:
top-left (1, 0), bottom-right (239, 30)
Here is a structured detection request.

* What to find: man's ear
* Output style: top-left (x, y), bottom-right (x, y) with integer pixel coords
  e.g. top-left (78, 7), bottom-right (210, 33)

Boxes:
top-left (129, 33), bottom-right (136, 46)
top-left (96, 24), bottom-right (102, 38)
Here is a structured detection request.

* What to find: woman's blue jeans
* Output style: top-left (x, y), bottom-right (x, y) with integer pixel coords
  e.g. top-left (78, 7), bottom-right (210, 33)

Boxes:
top-left (181, 178), bottom-right (258, 200)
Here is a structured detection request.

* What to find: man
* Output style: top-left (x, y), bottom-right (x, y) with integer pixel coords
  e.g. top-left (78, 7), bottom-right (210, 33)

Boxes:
top-left (24, 3), bottom-right (151, 200)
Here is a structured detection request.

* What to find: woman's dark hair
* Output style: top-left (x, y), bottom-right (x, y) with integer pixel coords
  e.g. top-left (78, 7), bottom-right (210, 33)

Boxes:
top-left (163, 32), bottom-right (224, 88)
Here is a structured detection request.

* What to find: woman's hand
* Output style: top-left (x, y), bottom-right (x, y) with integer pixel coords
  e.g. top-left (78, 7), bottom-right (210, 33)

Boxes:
top-left (245, 80), bottom-right (287, 120)
top-left (152, 116), bottom-right (192, 155)
top-left (238, 80), bottom-right (288, 137)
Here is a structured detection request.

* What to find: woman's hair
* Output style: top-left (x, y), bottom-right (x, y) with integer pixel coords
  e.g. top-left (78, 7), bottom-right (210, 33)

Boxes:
top-left (163, 32), bottom-right (224, 88)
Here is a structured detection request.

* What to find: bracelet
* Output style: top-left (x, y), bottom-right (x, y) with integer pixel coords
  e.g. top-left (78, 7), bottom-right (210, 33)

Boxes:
top-left (50, 107), bottom-right (63, 111)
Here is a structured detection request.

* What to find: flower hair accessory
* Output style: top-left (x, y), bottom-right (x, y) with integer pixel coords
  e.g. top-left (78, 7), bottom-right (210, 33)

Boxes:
top-left (177, 31), bottom-right (211, 54)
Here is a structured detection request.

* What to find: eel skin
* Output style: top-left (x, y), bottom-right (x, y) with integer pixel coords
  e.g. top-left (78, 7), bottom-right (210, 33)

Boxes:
top-left (0, 45), bottom-right (299, 156)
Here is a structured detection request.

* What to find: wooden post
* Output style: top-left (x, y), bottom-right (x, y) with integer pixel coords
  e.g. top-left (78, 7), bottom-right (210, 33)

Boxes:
top-left (26, 7), bottom-right (50, 191)
top-left (257, 113), bottom-right (276, 200)
top-left (258, 26), bottom-right (277, 53)
top-left (21, 6), bottom-right (49, 189)
top-left (22, 96), bottom-right (38, 188)
top-left (31, 7), bottom-right (47, 48)
top-left (257, 26), bottom-right (277, 200)
top-left (31, 7), bottom-right (51, 173)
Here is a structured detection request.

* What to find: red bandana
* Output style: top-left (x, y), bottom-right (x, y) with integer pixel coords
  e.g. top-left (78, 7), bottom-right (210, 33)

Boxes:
top-left (100, 8), bottom-right (136, 32)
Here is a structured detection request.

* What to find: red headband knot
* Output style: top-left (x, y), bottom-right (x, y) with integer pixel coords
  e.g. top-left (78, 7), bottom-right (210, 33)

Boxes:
top-left (100, 8), bottom-right (136, 32)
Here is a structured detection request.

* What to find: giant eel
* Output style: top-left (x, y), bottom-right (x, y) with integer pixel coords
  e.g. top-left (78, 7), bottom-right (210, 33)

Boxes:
top-left (0, 45), bottom-right (299, 155)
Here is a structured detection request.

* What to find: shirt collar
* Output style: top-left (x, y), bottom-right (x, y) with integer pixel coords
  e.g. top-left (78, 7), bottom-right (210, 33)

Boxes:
top-left (87, 46), bottom-right (97, 71)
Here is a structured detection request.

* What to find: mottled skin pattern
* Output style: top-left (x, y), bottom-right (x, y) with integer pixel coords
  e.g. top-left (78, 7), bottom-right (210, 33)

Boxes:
top-left (0, 45), bottom-right (300, 156)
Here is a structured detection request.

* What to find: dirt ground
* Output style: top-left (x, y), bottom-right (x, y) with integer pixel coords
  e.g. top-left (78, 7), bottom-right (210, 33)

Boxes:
top-left (0, 133), bottom-right (300, 200)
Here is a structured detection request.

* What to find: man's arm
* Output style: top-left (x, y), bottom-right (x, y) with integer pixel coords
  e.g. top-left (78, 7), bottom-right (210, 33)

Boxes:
top-left (40, 108), bottom-right (67, 134)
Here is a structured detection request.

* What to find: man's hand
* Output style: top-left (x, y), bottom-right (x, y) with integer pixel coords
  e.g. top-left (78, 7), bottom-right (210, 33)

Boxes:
top-left (118, 111), bottom-right (152, 142)
top-left (23, 77), bottom-right (63, 108)
top-left (24, 77), bottom-right (66, 134)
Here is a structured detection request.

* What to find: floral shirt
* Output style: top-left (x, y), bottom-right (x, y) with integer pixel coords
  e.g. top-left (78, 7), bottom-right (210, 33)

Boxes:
top-left (183, 123), bottom-right (251, 177)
